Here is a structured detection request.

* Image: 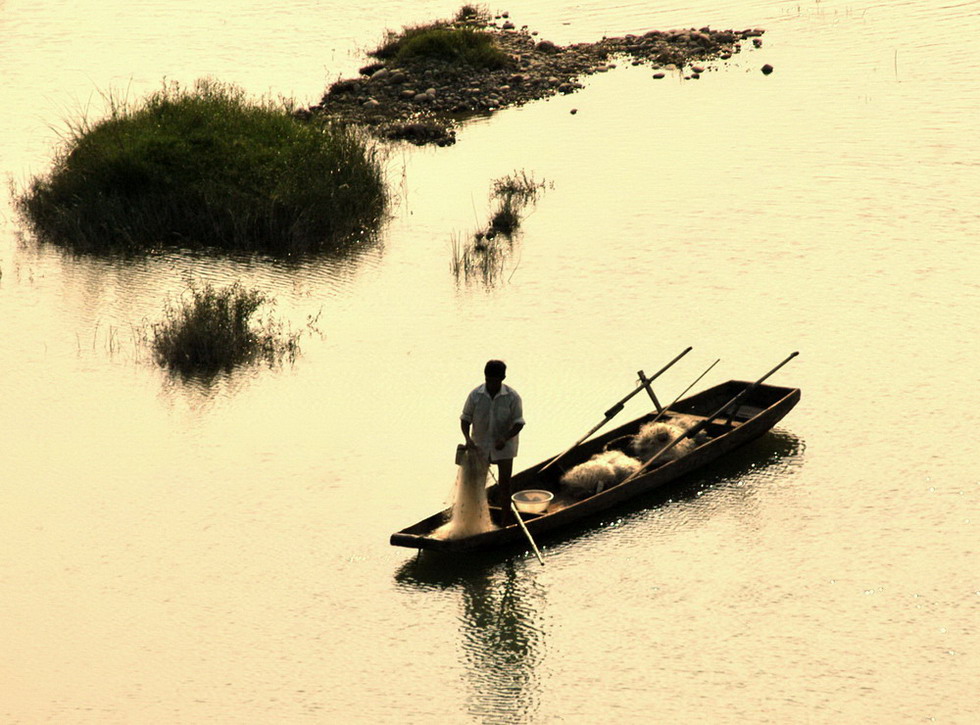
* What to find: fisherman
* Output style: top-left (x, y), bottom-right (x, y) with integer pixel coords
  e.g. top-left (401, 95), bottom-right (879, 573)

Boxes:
top-left (460, 359), bottom-right (525, 522)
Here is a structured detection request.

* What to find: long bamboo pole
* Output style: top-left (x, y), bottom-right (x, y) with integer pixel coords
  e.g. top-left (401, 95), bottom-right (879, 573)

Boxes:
top-left (511, 503), bottom-right (545, 565)
top-left (619, 352), bottom-right (799, 486)
top-left (539, 346), bottom-right (693, 473)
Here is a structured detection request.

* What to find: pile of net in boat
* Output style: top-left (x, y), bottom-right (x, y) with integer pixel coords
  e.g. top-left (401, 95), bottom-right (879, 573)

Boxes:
top-left (433, 446), bottom-right (497, 539)
top-left (559, 416), bottom-right (706, 499)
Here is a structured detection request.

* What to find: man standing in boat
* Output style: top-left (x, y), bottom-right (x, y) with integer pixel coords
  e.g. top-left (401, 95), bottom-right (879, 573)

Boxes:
top-left (461, 359), bottom-right (525, 522)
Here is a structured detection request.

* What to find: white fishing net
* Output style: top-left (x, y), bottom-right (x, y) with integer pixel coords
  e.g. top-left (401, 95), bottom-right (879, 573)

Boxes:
top-left (432, 447), bottom-right (497, 539)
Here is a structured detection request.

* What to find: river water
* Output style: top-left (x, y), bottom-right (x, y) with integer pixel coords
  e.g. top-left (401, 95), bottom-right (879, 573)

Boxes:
top-left (1, 1), bottom-right (977, 723)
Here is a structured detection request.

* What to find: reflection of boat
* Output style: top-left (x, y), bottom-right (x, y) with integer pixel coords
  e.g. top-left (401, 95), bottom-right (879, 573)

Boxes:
top-left (394, 558), bottom-right (544, 722)
top-left (390, 379), bottom-right (800, 553)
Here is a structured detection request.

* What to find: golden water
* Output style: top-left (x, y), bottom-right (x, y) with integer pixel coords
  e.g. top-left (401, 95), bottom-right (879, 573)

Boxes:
top-left (2, 1), bottom-right (978, 722)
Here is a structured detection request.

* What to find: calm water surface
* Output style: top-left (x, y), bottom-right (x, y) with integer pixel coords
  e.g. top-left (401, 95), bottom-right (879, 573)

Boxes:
top-left (1, 1), bottom-right (977, 723)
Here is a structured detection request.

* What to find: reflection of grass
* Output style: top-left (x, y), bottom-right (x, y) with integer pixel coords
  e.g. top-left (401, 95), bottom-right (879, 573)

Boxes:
top-left (16, 79), bottom-right (387, 255)
top-left (149, 282), bottom-right (299, 378)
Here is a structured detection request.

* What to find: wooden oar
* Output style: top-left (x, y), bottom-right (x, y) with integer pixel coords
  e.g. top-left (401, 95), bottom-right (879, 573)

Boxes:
top-left (539, 346), bottom-right (693, 473)
top-left (619, 352), bottom-right (800, 486)
top-left (511, 503), bottom-right (545, 565)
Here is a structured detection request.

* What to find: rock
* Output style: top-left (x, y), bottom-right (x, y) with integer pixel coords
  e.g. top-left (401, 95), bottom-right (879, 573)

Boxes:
top-left (652, 72), bottom-right (666, 79)
top-left (761, 63), bottom-right (774, 75)
top-left (691, 65), bottom-right (705, 73)
top-left (570, 108), bottom-right (577, 114)
top-left (363, 98), bottom-right (380, 108)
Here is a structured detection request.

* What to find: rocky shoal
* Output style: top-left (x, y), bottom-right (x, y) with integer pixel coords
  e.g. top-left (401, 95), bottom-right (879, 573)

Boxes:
top-left (298, 17), bottom-right (766, 146)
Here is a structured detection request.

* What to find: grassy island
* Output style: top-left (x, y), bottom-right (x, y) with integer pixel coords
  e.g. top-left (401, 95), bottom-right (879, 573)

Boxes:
top-left (17, 80), bottom-right (387, 255)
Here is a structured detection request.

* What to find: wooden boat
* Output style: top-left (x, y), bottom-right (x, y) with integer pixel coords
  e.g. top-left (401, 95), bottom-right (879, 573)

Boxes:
top-left (390, 378), bottom-right (801, 554)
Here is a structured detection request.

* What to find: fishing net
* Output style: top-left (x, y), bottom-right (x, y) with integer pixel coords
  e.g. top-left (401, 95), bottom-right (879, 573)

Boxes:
top-left (433, 446), bottom-right (496, 539)
top-left (630, 421), bottom-right (696, 461)
top-left (560, 449), bottom-right (642, 498)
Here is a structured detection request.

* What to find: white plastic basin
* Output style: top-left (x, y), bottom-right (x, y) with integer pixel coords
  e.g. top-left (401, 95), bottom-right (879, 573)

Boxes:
top-left (511, 489), bottom-right (553, 514)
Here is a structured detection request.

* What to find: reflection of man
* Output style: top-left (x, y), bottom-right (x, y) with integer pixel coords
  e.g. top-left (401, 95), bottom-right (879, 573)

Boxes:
top-left (460, 359), bottom-right (525, 521)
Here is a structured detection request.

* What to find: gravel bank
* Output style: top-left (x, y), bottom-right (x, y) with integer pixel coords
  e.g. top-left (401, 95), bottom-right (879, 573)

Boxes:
top-left (300, 14), bottom-right (766, 146)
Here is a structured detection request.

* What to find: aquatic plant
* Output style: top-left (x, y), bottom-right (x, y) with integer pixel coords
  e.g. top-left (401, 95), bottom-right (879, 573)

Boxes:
top-left (450, 170), bottom-right (549, 286)
top-left (488, 170), bottom-right (548, 236)
top-left (370, 17), bottom-right (510, 70)
top-left (450, 231), bottom-right (509, 287)
top-left (16, 79), bottom-right (387, 255)
top-left (149, 281), bottom-right (299, 378)
top-left (454, 4), bottom-right (491, 25)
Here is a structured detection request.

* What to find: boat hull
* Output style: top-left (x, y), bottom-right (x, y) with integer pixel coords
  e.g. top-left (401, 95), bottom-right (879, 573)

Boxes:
top-left (390, 381), bottom-right (800, 553)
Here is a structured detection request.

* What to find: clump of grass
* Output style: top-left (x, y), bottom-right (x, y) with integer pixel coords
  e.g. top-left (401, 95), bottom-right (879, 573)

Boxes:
top-left (488, 170), bottom-right (548, 236)
top-left (450, 231), bottom-right (509, 287)
top-left (149, 281), bottom-right (299, 378)
top-left (454, 5), bottom-right (491, 25)
top-left (16, 79), bottom-right (387, 255)
top-left (370, 16), bottom-right (510, 70)
top-left (450, 171), bottom-right (549, 286)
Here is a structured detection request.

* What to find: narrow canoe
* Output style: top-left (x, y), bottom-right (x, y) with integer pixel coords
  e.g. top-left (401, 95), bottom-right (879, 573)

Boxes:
top-left (390, 380), bottom-right (801, 553)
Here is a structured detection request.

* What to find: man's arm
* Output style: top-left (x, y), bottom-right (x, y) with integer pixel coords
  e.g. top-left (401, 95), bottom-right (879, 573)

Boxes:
top-left (461, 419), bottom-right (475, 448)
top-left (495, 421), bottom-right (524, 450)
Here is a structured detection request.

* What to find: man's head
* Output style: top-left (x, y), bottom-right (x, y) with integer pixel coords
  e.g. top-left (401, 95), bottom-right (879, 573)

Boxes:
top-left (484, 359), bottom-right (506, 393)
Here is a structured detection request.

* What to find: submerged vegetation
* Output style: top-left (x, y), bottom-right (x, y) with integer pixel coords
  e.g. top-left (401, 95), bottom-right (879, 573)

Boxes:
top-left (16, 79), bottom-right (387, 255)
top-left (148, 282), bottom-right (301, 378)
top-left (451, 170), bottom-right (549, 286)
